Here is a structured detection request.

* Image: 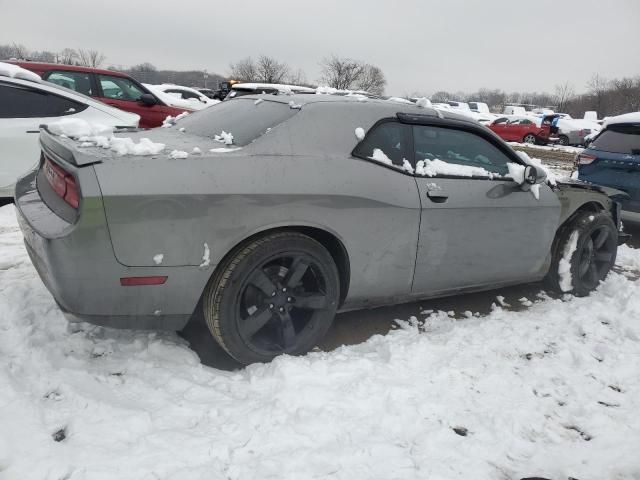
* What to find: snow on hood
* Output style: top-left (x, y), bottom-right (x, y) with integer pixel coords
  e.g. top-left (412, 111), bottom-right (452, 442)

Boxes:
top-left (0, 61), bottom-right (41, 82)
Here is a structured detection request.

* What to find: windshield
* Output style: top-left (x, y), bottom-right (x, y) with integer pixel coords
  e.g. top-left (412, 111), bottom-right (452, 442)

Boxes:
top-left (176, 97), bottom-right (298, 146)
top-left (591, 125), bottom-right (640, 155)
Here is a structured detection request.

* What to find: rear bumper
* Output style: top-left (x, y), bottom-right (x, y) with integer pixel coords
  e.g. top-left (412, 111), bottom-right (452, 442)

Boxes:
top-left (15, 168), bottom-right (204, 331)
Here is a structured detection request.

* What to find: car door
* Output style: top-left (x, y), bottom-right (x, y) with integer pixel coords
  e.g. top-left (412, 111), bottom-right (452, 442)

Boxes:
top-left (95, 73), bottom-right (174, 128)
top-left (409, 122), bottom-right (561, 294)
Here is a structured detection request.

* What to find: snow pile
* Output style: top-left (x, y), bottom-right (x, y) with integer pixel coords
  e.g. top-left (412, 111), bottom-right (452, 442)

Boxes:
top-left (48, 118), bottom-right (165, 156)
top-left (199, 242), bottom-right (210, 268)
top-left (143, 84), bottom-right (206, 111)
top-left (416, 158), bottom-right (494, 178)
top-left (387, 96), bottom-right (414, 105)
top-left (354, 127), bottom-right (365, 140)
top-left (369, 148), bottom-right (393, 165)
top-left (415, 97), bottom-right (431, 108)
top-left (214, 131), bottom-right (234, 145)
top-left (288, 100), bottom-right (302, 109)
top-left (48, 118), bottom-right (114, 138)
top-left (153, 254), bottom-right (164, 265)
top-left (1, 205), bottom-right (640, 479)
top-left (0, 61), bottom-right (41, 82)
top-left (168, 150), bottom-right (189, 159)
top-left (558, 230), bottom-right (580, 292)
top-left (162, 111), bottom-right (190, 128)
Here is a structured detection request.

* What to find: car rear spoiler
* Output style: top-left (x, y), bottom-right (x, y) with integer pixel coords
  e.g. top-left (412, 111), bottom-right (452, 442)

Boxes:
top-left (39, 126), bottom-right (103, 167)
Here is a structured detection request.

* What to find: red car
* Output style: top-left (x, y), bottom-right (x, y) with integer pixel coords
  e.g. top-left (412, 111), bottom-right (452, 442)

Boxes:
top-left (9, 61), bottom-right (192, 128)
top-left (489, 115), bottom-right (557, 145)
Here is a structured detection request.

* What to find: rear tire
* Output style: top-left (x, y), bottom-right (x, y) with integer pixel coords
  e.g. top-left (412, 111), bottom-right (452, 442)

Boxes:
top-left (545, 211), bottom-right (617, 296)
top-left (523, 134), bottom-right (537, 144)
top-left (203, 232), bottom-right (340, 365)
top-left (558, 135), bottom-right (570, 146)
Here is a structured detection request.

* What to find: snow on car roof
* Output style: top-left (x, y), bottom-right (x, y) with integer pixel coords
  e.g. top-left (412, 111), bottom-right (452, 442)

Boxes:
top-left (604, 112), bottom-right (640, 127)
top-left (232, 83), bottom-right (316, 93)
top-left (0, 61), bottom-right (41, 82)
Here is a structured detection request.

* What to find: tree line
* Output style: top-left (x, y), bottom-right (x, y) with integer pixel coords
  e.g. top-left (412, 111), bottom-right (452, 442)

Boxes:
top-left (425, 73), bottom-right (640, 119)
top-left (3, 42), bottom-right (639, 117)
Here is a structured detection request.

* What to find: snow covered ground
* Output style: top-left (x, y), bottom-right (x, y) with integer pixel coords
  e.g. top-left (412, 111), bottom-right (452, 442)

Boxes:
top-left (1, 203), bottom-right (640, 480)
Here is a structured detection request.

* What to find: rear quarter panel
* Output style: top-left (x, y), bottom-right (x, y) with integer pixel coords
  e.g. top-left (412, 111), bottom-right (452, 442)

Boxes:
top-left (95, 103), bottom-right (422, 305)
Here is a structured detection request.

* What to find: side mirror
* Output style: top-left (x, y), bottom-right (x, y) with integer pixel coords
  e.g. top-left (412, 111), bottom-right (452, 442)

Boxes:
top-left (523, 165), bottom-right (547, 185)
top-left (139, 93), bottom-right (157, 106)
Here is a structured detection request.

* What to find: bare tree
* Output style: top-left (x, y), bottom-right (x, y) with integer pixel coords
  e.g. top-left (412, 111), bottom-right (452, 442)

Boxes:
top-left (356, 64), bottom-right (386, 95)
top-left (554, 81), bottom-right (575, 113)
top-left (319, 55), bottom-right (366, 90)
top-left (58, 48), bottom-right (79, 65)
top-left (229, 57), bottom-right (257, 82)
top-left (255, 55), bottom-right (289, 83)
top-left (30, 50), bottom-right (56, 62)
top-left (587, 73), bottom-right (609, 116)
top-left (0, 43), bottom-right (28, 59)
top-left (77, 49), bottom-right (106, 68)
top-left (286, 67), bottom-right (309, 86)
top-left (430, 91), bottom-right (451, 103)
top-left (130, 62), bottom-right (157, 72)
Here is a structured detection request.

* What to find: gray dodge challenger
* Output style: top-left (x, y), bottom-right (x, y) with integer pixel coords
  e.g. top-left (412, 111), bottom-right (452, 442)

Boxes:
top-left (15, 94), bottom-right (626, 364)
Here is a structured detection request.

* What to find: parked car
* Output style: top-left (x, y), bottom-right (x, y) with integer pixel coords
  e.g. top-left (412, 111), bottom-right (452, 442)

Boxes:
top-left (503, 105), bottom-right (527, 115)
top-left (488, 115), bottom-right (555, 145)
top-left (0, 62), bottom-right (139, 199)
top-left (197, 88), bottom-right (218, 99)
top-left (226, 82), bottom-right (316, 100)
top-left (143, 84), bottom-right (219, 111)
top-left (468, 101), bottom-right (490, 114)
top-left (15, 95), bottom-right (624, 365)
top-left (556, 118), bottom-right (601, 146)
top-left (8, 61), bottom-right (190, 128)
top-left (577, 112), bottom-right (640, 223)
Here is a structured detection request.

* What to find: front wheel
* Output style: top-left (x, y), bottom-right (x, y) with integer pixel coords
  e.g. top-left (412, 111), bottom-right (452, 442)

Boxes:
top-left (523, 134), bottom-right (537, 144)
top-left (558, 135), bottom-right (570, 146)
top-left (545, 211), bottom-right (618, 296)
top-left (203, 232), bottom-right (340, 365)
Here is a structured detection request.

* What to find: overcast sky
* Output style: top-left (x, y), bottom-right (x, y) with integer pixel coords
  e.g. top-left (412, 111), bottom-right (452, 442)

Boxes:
top-left (2, 0), bottom-right (639, 95)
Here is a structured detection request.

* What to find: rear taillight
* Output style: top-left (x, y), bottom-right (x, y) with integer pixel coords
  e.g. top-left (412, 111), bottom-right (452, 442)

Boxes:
top-left (577, 153), bottom-right (597, 165)
top-left (44, 156), bottom-right (80, 209)
top-left (579, 129), bottom-right (585, 137)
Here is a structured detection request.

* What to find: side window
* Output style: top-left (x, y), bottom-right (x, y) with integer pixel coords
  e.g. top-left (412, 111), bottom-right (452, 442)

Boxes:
top-left (45, 71), bottom-right (93, 96)
top-left (413, 125), bottom-right (511, 176)
top-left (98, 74), bottom-right (145, 101)
top-left (353, 121), bottom-right (411, 168)
top-left (0, 83), bottom-right (85, 119)
top-left (493, 117), bottom-right (508, 124)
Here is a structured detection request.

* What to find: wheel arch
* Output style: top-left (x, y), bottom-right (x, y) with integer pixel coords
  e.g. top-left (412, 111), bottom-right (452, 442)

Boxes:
top-left (550, 200), bottom-right (608, 259)
top-left (201, 224), bottom-right (351, 308)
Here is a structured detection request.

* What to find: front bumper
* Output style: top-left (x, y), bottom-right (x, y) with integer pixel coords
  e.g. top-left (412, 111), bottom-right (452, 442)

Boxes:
top-left (15, 168), bottom-right (204, 331)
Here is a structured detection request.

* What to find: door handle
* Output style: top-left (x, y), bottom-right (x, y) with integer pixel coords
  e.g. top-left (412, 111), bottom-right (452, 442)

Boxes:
top-left (426, 187), bottom-right (449, 203)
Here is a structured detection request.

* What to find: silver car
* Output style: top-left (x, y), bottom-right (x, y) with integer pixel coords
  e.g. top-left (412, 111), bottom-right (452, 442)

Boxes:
top-left (15, 95), bottom-right (625, 365)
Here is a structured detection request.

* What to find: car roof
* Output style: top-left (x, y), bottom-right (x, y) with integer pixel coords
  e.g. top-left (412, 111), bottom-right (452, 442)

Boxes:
top-left (235, 93), bottom-right (477, 124)
top-left (6, 60), bottom-right (130, 77)
top-left (0, 75), bottom-right (138, 121)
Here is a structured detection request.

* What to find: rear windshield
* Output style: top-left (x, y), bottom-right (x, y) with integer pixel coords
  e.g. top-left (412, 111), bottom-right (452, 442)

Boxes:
top-left (591, 125), bottom-right (640, 154)
top-left (176, 97), bottom-right (298, 146)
